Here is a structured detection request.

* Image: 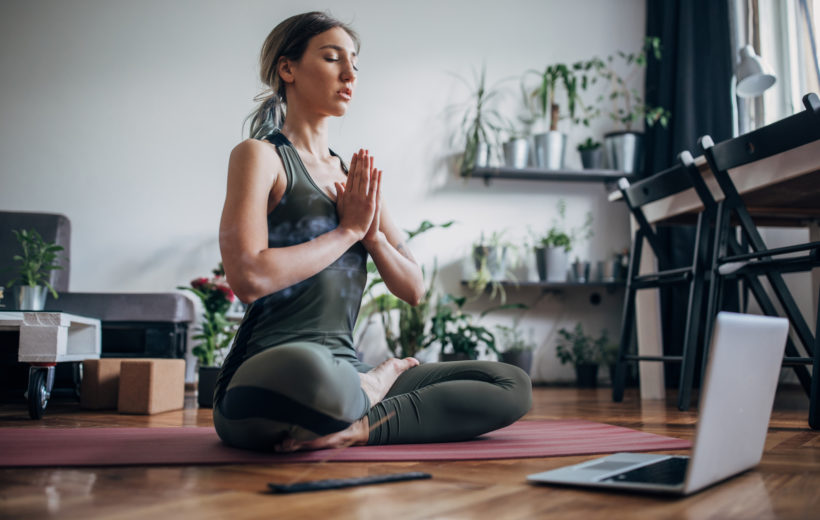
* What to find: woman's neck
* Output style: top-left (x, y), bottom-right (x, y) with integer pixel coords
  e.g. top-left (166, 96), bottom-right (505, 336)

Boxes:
top-left (280, 112), bottom-right (331, 160)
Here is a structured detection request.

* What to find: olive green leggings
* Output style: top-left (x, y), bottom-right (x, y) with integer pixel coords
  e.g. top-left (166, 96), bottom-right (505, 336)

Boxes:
top-left (213, 342), bottom-right (532, 451)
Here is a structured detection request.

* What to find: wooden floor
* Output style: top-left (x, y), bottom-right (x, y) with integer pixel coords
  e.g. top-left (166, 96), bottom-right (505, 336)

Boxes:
top-left (1, 385), bottom-right (819, 520)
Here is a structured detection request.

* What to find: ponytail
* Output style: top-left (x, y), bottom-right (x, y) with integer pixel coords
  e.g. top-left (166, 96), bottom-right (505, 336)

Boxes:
top-left (246, 91), bottom-right (284, 140)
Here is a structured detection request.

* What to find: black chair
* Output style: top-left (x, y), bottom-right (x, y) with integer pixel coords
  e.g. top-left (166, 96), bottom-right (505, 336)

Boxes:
top-left (612, 151), bottom-right (718, 411)
top-left (696, 92), bottom-right (820, 428)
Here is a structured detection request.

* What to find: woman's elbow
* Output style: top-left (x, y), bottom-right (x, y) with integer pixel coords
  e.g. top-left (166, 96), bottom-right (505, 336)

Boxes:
top-left (225, 270), bottom-right (263, 304)
top-left (405, 281), bottom-right (426, 307)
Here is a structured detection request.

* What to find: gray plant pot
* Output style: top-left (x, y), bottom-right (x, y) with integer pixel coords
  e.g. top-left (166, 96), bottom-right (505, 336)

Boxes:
top-left (500, 350), bottom-right (533, 375)
top-left (197, 365), bottom-right (221, 408)
top-left (570, 260), bottom-right (591, 283)
top-left (535, 246), bottom-right (569, 282)
top-left (473, 245), bottom-right (508, 280)
top-left (533, 131), bottom-right (566, 169)
top-left (579, 147), bottom-right (604, 169)
top-left (17, 285), bottom-right (48, 310)
top-left (440, 352), bottom-right (474, 362)
top-left (604, 131), bottom-right (644, 174)
top-left (575, 363), bottom-right (599, 388)
top-left (503, 138), bottom-right (529, 168)
top-left (473, 141), bottom-right (491, 168)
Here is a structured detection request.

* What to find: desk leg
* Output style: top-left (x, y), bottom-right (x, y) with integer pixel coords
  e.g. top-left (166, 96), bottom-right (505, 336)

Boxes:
top-left (811, 221), bottom-right (819, 324)
top-left (632, 217), bottom-right (666, 400)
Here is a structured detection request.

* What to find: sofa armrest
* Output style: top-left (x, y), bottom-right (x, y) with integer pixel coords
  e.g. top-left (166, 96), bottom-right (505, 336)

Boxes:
top-left (45, 292), bottom-right (196, 323)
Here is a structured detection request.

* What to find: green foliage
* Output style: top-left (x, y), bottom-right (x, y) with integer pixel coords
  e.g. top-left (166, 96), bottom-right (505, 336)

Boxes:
top-left (357, 220), bottom-right (454, 359)
top-left (6, 229), bottom-right (64, 299)
top-left (429, 294), bottom-right (527, 359)
top-left (522, 60), bottom-right (600, 133)
top-left (495, 323), bottom-right (536, 354)
top-left (178, 264), bottom-right (237, 367)
top-left (532, 199), bottom-right (593, 253)
top-left (578, 37), bottom-right (671, 131)
top-left (449, 65), bottom-right (507, 172)
top-left (469, 230), bottom-right (518, 303)
top-left (576, 137), bottom-right (602, 152)
top-left (555, 323), bottom-right (609, 366)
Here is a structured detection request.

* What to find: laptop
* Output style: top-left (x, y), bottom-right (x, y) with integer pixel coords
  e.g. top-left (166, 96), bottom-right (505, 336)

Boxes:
top-left (527, 312), bottom-right (789, 495)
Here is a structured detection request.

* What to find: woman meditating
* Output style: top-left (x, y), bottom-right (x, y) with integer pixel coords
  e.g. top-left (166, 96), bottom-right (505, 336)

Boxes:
top-left (215, 11), bottom-right (531, 452)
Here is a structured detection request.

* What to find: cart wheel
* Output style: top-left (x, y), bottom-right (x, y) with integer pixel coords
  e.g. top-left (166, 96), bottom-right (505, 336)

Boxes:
top-left (27, 368), bottom-right (49, 420)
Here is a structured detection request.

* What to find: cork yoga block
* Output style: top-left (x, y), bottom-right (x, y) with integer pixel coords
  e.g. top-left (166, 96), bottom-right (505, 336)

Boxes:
top-left (81, 358), bottom-right (129, 410)
top-left (117, 359), bottom-right (186, 415)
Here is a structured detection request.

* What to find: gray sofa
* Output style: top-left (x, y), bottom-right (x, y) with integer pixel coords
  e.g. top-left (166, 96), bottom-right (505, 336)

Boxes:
top-left (1, 210), bottom-right (195, 359)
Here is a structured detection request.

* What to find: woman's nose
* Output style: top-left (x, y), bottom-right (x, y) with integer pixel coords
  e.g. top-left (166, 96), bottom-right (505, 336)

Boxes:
top-left (341, 62), bottom-right (356, 82)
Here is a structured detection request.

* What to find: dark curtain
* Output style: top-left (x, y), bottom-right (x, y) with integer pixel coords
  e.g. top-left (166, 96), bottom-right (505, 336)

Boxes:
top-left (643, 0), bottom-right (734, 387)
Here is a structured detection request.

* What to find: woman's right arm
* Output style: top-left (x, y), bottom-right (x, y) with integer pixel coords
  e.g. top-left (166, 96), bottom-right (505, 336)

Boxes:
top-left (219, 141), bottom-right (376, 303)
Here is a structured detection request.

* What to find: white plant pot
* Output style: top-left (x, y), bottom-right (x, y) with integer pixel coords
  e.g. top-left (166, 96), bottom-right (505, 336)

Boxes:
top-left (545, 247), bottom-right (569, 282)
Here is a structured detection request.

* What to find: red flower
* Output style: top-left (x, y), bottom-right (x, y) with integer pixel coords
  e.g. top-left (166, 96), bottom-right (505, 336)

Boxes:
top-left (191, 277), bottom-right (209, 290)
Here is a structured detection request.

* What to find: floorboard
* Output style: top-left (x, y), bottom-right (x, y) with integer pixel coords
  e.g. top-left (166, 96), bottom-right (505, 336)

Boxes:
top-left (0, 385), bottom-right (818, 519)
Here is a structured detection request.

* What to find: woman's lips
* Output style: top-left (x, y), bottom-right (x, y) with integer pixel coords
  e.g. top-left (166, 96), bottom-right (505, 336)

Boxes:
top-left (338, 88), bottom-right (352, 101)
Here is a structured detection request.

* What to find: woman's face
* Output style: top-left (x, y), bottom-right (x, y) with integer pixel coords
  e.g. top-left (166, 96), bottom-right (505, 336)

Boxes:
top-left (282, 27), bottom-right (359, 117)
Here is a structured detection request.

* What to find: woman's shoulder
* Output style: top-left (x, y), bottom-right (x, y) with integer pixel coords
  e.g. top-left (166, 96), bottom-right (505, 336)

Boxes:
top-left (230, 137), bottom-right (284, 171)
top-left (230, 137), bottom-right (279, 160)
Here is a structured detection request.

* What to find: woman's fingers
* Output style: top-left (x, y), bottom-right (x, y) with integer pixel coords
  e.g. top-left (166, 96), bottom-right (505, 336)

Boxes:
top-left (335, 182), bottom-right (345, 209)
top-left (369, 168), bottom-right (380, 203)
top-left (357, 150), bottom-right (369, 195)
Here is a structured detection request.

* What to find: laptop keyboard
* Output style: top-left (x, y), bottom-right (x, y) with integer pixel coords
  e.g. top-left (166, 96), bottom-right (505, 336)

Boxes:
top-left (602, 457), bottom-right (689, 485)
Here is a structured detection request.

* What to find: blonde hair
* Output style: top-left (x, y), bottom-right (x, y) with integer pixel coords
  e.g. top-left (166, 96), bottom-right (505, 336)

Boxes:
top-left (245, 11), bottom-right (360, 139)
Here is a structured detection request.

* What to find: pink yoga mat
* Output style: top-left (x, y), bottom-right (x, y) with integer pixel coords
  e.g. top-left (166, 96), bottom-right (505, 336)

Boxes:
top-left (0, 420), bottom-right (690, 467)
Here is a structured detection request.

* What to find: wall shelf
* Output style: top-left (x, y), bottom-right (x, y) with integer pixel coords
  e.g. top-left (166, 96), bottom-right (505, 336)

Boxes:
top-left (462, 166), bottom-right (638, 186)
top-left (461, 280), bottom-right (625, 294)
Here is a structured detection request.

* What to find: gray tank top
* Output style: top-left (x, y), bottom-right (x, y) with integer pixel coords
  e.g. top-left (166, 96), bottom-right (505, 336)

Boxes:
top-left (215, 131), bottom-right (369, 403)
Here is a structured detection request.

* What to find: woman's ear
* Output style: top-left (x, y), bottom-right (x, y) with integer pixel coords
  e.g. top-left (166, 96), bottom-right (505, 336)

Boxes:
top-left (278, 57), bottom-right (295, 84)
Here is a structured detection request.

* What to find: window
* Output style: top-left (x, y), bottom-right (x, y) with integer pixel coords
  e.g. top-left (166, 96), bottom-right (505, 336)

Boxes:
top-left (733, 0), bottom-right (819, 129)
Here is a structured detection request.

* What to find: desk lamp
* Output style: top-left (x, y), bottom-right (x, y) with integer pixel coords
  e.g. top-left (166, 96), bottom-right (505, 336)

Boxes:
top-left (732, 45), bottom-right (777, 135)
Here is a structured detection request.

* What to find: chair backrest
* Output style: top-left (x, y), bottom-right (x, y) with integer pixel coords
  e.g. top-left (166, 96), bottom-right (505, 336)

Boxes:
top-left (702, 93), bottom-right (820, 172)
top-left (619, 153), bottom-right (696, 208)
top-left (0, 211), bottom-right (71, 308)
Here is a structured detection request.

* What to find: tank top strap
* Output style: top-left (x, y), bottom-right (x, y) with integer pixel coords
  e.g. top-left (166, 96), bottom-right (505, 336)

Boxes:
top-left (264, 129), bottom-right (347, 195)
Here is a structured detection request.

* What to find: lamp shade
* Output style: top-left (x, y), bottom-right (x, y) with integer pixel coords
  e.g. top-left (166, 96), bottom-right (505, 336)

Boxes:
top-left (736, 45), bottom-right (776, 97)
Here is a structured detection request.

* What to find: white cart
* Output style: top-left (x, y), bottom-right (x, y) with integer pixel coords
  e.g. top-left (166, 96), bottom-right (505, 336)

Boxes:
top-left (0, 312), bottom-right (101, 418)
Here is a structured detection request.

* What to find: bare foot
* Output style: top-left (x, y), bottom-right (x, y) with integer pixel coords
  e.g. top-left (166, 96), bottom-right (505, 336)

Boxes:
top-left (275, 416), bottom-right (370, 452)
top-left (359, 357), bottom-right (419, 407)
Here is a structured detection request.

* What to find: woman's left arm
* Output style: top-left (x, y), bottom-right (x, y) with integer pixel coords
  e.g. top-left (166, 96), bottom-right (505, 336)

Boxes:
top-left (360, 176), bottom-right (425, 305)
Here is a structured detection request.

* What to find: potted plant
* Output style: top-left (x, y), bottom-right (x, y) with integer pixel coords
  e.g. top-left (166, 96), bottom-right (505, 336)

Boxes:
top-left (449, 65), bottom-right (506, 173)
top-left (178, 263), bottom-right (238, 408)
top-left (532, 200), bottom-right (593, 282)
top-left (502, 119), bottom-right (530, 169)
top-left (577, 137), bottom-right (603, 169)
top-left (468, 230), bottom-right (518, 302)
top-left (582, 37), bottom-right (671, 174)
top-left (429, 294), bottom-right (526, 361)
top-left (6, 229), bottom-right (64, 310)
top-left (523, 62), bottom-right (595, 170)
top-left (357, 220), bottom-right (454, 360)
top-left (555, 323), bottom-right (609, 387)
top-left (496, 322), bottom-right (536, 375)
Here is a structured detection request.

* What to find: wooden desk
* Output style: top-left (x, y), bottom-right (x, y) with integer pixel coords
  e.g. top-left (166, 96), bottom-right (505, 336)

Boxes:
top-left (612, 138), bottom-right (820, 399)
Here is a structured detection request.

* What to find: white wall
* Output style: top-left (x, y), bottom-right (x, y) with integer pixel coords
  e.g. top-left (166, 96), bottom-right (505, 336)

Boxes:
top-left (0, 0), bottom-right (645, 382)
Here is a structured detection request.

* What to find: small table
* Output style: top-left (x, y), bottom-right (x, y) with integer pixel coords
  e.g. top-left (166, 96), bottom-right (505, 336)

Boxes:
top-left (0, 311), bottom-right (101, 418)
